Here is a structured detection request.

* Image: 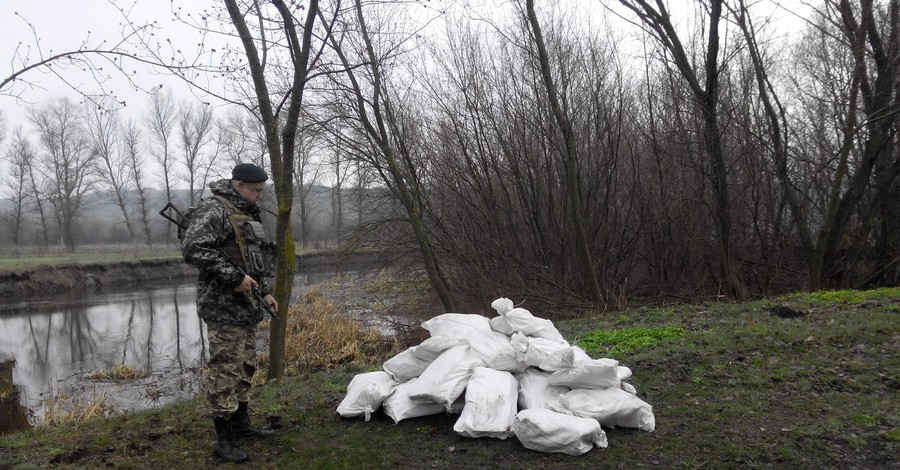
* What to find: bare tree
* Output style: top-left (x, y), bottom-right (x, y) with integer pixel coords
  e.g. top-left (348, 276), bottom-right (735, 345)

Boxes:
top-left (178, 101), bottom-right (215, 205)
top-left (223, 0), bottom-right (320, 379)
top-left (28, 97), bottom-right (96, 252)
top-left (85, 104), bottom-right (136, 245)
top-left (144, 89), bottom-right (179, 245)
top-left (523, 0), bottom-right (604, 307)
top-left (2, 128), bottom-right (35, 247)
top-left (122, 119), bottom-right (154, 246)
top-left (324, 0), bottom-right (457, 312)
top-left (617, 0), bottom-right (749, 299)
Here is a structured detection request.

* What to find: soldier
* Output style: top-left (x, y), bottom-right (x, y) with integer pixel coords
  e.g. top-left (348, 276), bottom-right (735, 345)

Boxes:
top-left (182, 163), bottom-right (279, 463)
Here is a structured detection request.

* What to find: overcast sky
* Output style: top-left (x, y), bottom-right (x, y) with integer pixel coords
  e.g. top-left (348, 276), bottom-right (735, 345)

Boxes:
top-left (0, 0), bottom-right (228, 128)
top-left (1, 0), bottom-right (810, 141)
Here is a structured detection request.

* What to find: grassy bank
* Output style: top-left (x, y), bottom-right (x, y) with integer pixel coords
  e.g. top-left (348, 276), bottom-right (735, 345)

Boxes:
top-left (1, 289), bottom-right (897, 469)
top-left (0, 249), bottom-right (182, 274)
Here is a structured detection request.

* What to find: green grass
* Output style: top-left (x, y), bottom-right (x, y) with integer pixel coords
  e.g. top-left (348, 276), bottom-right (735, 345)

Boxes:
top-left (1, 287), bottom-right (898, 469)
top-left (575, 325), bottom-right (685, 357)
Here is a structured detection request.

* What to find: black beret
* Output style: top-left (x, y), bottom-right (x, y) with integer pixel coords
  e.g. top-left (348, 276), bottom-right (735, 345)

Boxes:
top-left (232, 163), bottom-right (268, 183)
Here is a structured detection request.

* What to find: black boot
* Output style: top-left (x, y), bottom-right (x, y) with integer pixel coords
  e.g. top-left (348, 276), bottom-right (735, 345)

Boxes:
top-left (213, 417), bottom-right (248, 463)
top-left (232, 401), bottom-right (275, 439)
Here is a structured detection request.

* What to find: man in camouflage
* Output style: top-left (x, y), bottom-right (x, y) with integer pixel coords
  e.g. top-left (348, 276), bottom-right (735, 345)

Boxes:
top-left (182, 163), bottom-right (279, 463)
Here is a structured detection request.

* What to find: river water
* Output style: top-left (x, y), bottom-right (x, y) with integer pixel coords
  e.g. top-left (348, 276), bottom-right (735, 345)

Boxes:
top-left (0, 267), bottom-right (416, 430)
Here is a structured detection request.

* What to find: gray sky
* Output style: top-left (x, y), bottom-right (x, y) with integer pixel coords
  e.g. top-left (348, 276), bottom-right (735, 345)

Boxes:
top-left (1, 0), bottom-right (226, 128)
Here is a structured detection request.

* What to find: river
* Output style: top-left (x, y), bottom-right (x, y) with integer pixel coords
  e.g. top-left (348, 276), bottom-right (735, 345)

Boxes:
top-left (0, 267), bottom-right (415, 431)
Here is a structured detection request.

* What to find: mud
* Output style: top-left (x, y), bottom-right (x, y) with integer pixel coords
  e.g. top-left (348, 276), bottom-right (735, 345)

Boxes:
top-left (0, 259), bottom-right (196, 298)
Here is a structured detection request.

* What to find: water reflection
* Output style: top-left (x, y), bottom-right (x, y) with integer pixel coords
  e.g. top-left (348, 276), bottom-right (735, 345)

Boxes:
top-left (0, 268), bottom-right (415, 428)
top-left (0, 282), bottom-right (206, 422)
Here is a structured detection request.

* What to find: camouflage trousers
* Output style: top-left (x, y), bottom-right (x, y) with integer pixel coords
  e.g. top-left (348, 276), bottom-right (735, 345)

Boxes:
top-left (203, 320), bottom-right (258, 419)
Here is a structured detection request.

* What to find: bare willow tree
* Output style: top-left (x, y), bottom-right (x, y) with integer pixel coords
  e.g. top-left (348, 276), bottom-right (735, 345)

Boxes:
top-left (29, 97), bottom-right (96, 252)
top-left (323, 0), bottom-right (456, 312)
top-left (522, 0), bottom-right (604, 307)
top-left (617, 0), bottom-right (749, 299)
top-left (2, 128), bottom-right (35, 247)
top-left (222, 0), bottom-right (320, 379)
top-left (85, 105), bottom-right (136, 245)
top-left (178, 101), bottom-right (215, 205)
top-left (122, 119), bottom-right (154, 246)
top-left (144, 89), bottom-right (179, 245)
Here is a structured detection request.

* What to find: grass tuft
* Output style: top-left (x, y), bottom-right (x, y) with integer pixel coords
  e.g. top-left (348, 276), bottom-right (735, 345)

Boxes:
top-left (88, 364), bottom-right (147, 381)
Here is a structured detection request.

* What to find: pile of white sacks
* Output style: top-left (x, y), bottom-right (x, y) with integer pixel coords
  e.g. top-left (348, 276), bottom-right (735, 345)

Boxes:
top-left (336, 298), bottom-right (655, 456)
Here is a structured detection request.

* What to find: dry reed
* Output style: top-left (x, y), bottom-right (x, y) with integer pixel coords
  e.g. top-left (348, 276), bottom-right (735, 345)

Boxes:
top-left (88, 364), bottom-right (147, 381)
top-left (258, 288), bottom-right (402, 375)
top-left (36, 385), bottom-right (117, 426)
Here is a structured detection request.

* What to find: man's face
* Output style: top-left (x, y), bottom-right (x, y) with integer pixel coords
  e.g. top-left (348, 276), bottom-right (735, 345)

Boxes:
top-left (233, 180), bottom-right (266, 203)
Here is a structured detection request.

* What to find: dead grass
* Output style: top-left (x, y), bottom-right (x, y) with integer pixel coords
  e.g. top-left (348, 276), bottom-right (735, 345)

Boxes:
top-left (259, 288), bottom-right (402, 375)
top-left (36, 385), bottom-right (117, 427)
top-left (88, 364), bottom-right (147, 381)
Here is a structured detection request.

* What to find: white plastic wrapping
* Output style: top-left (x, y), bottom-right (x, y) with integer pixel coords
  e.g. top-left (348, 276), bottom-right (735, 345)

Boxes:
top-left (513, 408), bottom-right (608, 455)
top-left (547, 358), bottom-right (622, 390)
top-left (517, 368), bottom-right (569, 410)
top-left (336, 371), bottom-right (397, 421)
top-left (406, 345), bottom-right (484, 410)
top-left (382, 348), bottom-right (432, 383)
top-left (410, 335), bottom-right (469, 362)
top-left (453, 367), bottom-right (518, 439)
top-left (382, 378), bottom-right (448, 423)
top-left (538, 346), bottom-right (593, 371)
top-left (422, 313), bottom-right (519, 371)
top-left (552, 387), bottom-right (656, 432)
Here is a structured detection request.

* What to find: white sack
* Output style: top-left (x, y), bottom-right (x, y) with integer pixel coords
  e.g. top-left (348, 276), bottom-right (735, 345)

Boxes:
top-left (520, 335), bottom-right (571, 368)
top-left (382, 378), bottom-right (448, 423)
top-left (538, 346), bottom-right (593, 372)
top-left (513, 408), bottom-right (608, 456)
top-left (336, 371), bottom-right (397, 421)
top-left (406, 345), bottom-right (484, 410)
top-left (491, 297), bottom-right (514, 315)
top-left (504, 308), bottom-right (566, 343)
top-left (382, 348), bottom-right (432, 383)
top-left (621, 382), bottom-right (637, 395)
top-left (422, 314), bottom-right (519, 371)
top-left (552, 387), bottom-right (655, 432)
top-left (617, 365), bottom-right (633, 381)
top-left (453, 367), bottom-right (518, 439)
top-left (410, 335), bottom-right (468, 363)
top-left (489, 298), bottom-right (516, 335)
top-left (517, 368), bottom-right (569, 410)
top-left (547, 358), bottom-right (621, 390)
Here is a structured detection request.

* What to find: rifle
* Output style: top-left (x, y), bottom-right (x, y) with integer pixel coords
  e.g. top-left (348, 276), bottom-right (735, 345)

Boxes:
top-left (216, 247), bottom-right (280, 323)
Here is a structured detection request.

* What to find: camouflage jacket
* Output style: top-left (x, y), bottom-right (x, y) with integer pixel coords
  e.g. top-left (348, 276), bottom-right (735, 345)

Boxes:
top-left (181, 179), bottom-right (272, 325)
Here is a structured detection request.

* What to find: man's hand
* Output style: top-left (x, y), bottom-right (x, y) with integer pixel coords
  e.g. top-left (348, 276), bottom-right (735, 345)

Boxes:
top-left (263, 294), bottom-right (279, 312)
top-left (234, 274), bottom-right (258, 298)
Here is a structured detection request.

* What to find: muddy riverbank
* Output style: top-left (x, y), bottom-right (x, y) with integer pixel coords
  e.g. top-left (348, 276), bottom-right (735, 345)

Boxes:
top-left (0, 250), bottom-right (392, 298)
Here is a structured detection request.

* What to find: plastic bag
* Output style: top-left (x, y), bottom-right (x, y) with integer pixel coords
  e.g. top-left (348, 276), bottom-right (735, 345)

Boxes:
top-left (517, 368), bottom-right (569, 410)
top-left (422, 314), bottom-right (519, 371)
top-left (383, 348), bottom-right (432, 383)
top-left (383, 378), bottom-right (450, 423)
top-left (410, 335), bottom-right (468, 363)
top-left (453, 367), bottom-right (518, 439)
top-left (538, 346), bottom-right (593, 372)
top-left (406, 345), bottom-right (484, 410)
top-left (336, 371), bottom-right (397, 421)
top-left (547, 358), bottom-right (621, 390)
top-left (552, 387), bottom-right (655, 432)
top-left (513, 408), bottom-right (608, 455)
